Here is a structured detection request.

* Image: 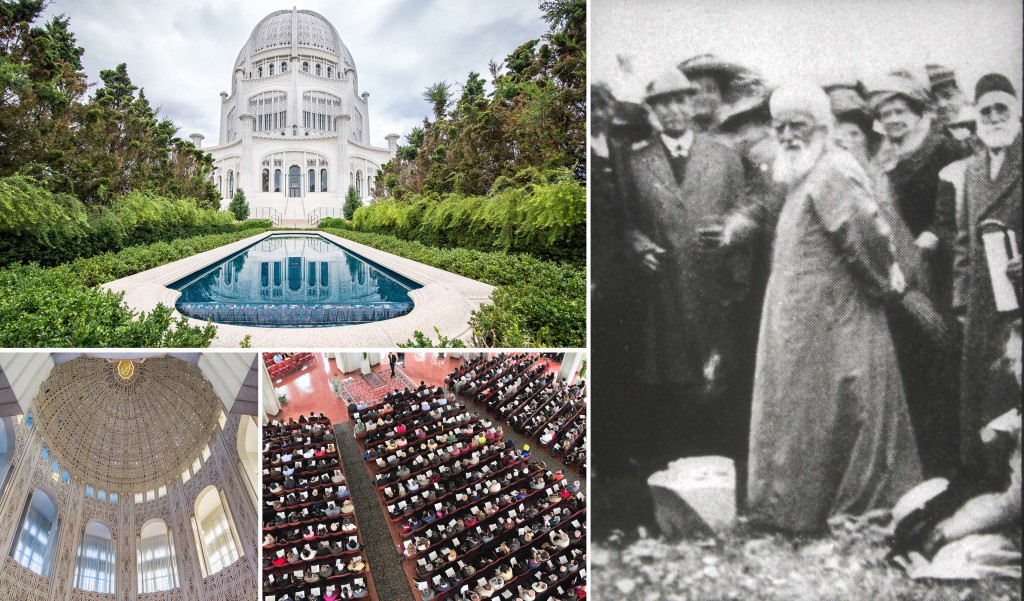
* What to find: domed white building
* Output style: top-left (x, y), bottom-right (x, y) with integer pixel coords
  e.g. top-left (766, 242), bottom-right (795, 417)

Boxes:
top-left (197, 9), bottom-right (398, 223)
top-left (0, 353), bottom-right (260, 600)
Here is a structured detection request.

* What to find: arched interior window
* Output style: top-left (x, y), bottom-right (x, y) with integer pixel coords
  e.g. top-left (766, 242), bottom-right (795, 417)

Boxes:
top-left (257, 66), bottom-right (263, 78)
top-left (75, 521), bottom-right (115, 592)
top-left (268, 63), bottom-right (274, 76)
top-left (315, 63), bottom-right (322, 77)
top-left (355, 170), bottom-right (363, 197)
top-left (326, 66), bottom-right (332, 78)
top-left (367, 174), bottom-right (372, 197)
top-left (262, 169), bottom-right (270, 193)
top-left (237, 417), bottom-right (259, 503)
top-left (308, 169), bottom-right (315, 192)
top-left (138, 520), bottom-right (178, 592)
top-left (10, 487), bottom-right (59, 577)
top-left (0, 417), bottom-right (14, 499)
top-left (227, 171), bottom-right (234, 198)
top-left (274, 169), bottom-right (282, 193)
top-left (194, 487), bottom-right (241, 576)
top-left (281, 61), bottom-right (288, 72)
top-left (320, 168), bottom-right (328, 192)
top-left (302, 61), bottom-right (309, 73)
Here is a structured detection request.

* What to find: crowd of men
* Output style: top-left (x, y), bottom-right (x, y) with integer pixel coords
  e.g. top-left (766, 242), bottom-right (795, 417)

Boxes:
top-left (592, 54), bottom-right (1021, 572)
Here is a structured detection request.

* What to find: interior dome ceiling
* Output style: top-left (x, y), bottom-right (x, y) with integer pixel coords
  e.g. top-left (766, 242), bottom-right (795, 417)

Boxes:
top-left (34, 357), bottom-right (221, 494)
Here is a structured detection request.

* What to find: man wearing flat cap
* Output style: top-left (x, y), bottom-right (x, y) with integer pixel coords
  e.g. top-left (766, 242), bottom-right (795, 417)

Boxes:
top-left (940, 73), bottom-right (1023, 468)
top-left (927, 64), bottom-right (969, 131)
top-left (747, 81), bottom-right (924, 533)
top-left (616, 66), bottom-right (746, 491)
top-left (678, 54), bottom-right (752, 134)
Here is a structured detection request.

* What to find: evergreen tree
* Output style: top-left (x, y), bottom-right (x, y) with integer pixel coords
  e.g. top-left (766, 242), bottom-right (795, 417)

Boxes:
top-left (228, 188), bottom-right (248, 221)
top-left (343, 185), bottom-right (361, 220)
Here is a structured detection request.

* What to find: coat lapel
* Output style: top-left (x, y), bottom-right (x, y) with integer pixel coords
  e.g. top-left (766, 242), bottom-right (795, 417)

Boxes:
top-left (978, 132), bottom-right (1022, 222)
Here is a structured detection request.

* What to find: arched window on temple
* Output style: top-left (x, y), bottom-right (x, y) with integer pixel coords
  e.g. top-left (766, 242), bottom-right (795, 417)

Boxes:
top-left (194, 486), bottom-right (241, 576)
top-left (10, 487), bottom-right (60, 577)
top-left (75, 520), bottom-right (115, 592)
top-left (0, 417), bottom-right (13, 500)
top-left (137, 519), bottom-right (178, 592)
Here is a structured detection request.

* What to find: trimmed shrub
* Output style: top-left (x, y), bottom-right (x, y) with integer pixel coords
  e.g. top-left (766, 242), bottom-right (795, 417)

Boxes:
top-left (349, 169), bottom-right (584, 263)
top-left (0, 228), bottom-right (269, 347)
top-left (321, 228), bottom-right (585, 347)
top-left (0, 177), bottom-right (239, 266)
top-left (316, 217), bottom-right (349, 230)
top-left (242, 219), bottom-right (274, 230)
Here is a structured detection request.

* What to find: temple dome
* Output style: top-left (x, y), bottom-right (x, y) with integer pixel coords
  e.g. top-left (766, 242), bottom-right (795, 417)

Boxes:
top-left (234, 9), bottom-right (355, 70)
top-left (33, 356), bottom-right (222, 493)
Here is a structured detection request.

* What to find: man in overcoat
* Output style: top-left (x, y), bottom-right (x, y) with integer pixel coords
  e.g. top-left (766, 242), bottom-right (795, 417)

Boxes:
top-left (942, 73), bottom-right (1023, 468)
top-left (618, 67), bottom-right (747, 473)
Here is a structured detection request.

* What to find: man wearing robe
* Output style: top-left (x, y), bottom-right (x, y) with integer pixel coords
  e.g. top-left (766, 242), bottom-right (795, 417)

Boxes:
top-left (747, 81), bottom-right (923, 533)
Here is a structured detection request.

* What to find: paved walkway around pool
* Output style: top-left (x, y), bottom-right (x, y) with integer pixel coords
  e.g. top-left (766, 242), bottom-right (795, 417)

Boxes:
top-left (102, 230), bottom-right (494, 347)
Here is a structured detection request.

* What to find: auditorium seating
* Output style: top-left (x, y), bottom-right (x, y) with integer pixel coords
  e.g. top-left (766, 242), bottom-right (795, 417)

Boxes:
top-left (263, 414), bottom-right (376, 601)
top-left (352, 392), bottom-right (587, 600)
top-left (457, 354), bottom-right (588, 476)
top-left (264, 352), bottom-right (316, 381)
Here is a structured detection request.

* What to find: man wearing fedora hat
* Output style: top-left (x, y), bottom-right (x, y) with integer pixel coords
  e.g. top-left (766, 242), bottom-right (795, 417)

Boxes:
top-left (940, 73), bottom-right (1023, 468)
top-left (615, 64), bottom-right (747, 503)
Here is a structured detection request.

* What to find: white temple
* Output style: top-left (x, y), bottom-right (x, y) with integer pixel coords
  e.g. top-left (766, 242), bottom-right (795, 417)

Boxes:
top-left (197, 9), bottom-right (398, 223)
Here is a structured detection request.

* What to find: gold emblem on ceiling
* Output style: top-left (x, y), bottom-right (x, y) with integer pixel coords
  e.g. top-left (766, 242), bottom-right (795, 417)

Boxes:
top-left (116, 360), bottom-right (136, 381)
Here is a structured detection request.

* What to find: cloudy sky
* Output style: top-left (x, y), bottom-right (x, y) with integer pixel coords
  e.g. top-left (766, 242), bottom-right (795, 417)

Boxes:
top-left (593, 0), bottom-right (1023, 103)
top-left (41, 0), bottom-right (548, 148)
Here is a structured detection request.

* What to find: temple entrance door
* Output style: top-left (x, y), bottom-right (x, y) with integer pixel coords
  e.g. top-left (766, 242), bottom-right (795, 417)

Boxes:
top-left (288, 165), bottom-right (301, 197)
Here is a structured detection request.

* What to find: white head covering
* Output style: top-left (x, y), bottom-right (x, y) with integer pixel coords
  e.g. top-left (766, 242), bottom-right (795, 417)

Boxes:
top-left (770, 80), bottom-right (834, 128)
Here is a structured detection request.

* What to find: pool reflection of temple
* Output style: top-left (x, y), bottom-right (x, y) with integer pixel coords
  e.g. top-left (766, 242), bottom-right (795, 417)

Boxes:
top-left (207, 236), bottom-right (401, 304)
top-left (173, 235), bottom-right (418, 327)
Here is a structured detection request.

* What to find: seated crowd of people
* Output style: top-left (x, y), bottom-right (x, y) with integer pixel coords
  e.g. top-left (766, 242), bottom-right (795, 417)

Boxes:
top-left (451, 354), bottom-right (587, 474)
top-left (352, 379), bottom-right (587, 600)
top-left (263, 413), bottom-right (373, 600)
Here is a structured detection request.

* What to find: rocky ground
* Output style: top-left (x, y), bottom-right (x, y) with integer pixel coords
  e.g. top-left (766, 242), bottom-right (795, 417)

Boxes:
top-left (591, 517), bottom-right (1022, 601)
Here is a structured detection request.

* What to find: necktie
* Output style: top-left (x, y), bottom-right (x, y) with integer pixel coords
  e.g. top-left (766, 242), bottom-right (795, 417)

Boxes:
top-left (670, 148), bottom-right (688, 184)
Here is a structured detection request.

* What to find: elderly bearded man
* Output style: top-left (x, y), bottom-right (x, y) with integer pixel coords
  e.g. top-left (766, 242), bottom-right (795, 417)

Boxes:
top-left (940, 73), bottom-right (1023, 468)
top-left (746, 82), bottom-right (924, 533)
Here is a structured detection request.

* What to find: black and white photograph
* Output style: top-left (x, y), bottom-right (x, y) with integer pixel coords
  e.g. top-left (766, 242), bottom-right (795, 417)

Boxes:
top-left (590, 0), bottom-right (1022, 598)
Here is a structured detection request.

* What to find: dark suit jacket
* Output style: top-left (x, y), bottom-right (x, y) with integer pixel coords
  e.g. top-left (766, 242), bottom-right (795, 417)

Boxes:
top-left (621, 132), bottom-right (746, 385)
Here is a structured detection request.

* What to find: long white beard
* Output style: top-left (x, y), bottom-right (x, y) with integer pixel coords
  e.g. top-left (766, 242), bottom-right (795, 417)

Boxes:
top-left (772, 137), bottom-right (826, 185)
top-left (977, 119), bottom-right (1021, 151)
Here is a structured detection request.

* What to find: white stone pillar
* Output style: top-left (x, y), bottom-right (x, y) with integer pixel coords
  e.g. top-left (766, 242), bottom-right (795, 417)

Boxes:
top-left (260, 363), bottom-right (280, 422)
top-left (167, 478), bottom-right (206, 601)
top-left (335, 114), bottom-right (352, 201)
top-left (558, 352), bottom-right (585, 384)
top-left (116, 496), bottom-right (137, 601)
top-left (239, 114), bottom-right (256, 205)
top-left (49, 482), bottom-right (86, 601)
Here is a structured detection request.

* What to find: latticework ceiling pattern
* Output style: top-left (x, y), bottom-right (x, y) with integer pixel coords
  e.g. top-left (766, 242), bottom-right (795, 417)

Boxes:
top-left (33, 357), bottom-right (222, 494)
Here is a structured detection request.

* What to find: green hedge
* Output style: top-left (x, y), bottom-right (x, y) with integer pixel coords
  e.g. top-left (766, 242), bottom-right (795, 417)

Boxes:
top-left (0, 229), bottom-right (269, 347)
top-left (241, 219), bottom-right (274, 230)
top-left (350, 169), bottom-right (584, 263)
top-left (0, 177), bottom-right (239, 266)
top-left (320, 228), bottom-right (585, 347)
top-left (316, 217), bottom-right (350, 229)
